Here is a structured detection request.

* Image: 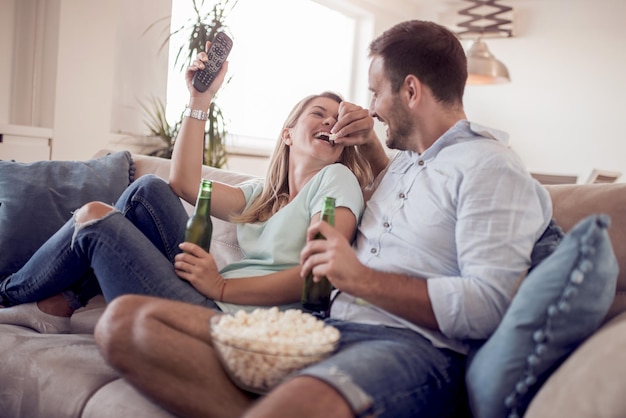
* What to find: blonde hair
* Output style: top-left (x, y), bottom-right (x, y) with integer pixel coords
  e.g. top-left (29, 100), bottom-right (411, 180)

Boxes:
top-left (233, 91), bottom-right (373, 223)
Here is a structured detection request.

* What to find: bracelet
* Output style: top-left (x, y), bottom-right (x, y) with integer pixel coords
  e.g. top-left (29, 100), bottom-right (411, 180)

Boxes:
top-left (183, 107), bottom-right (209, 121)
top-left (219, 280), bottom-right (227, 302)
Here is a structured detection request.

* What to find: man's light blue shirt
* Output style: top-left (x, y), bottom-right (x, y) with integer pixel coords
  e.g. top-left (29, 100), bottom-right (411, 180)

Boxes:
top-left (330, 120), bottom-right (553, 354)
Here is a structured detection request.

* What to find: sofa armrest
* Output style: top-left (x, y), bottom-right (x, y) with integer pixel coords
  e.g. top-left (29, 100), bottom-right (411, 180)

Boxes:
top-left (525, 311), bottom-right (626, 418)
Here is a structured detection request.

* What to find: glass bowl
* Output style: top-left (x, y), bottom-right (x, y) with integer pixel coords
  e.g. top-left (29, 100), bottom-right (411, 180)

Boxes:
top-left (209, 309), bottom-right (340, 394)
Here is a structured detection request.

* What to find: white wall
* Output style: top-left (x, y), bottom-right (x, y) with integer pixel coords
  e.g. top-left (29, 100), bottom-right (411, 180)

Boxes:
top-left (52, 0), bottom-right (119, 159)
top-left (0, 0), bottom-right (15, 122)
top-left (1, 0), bottom-right (170, 161)
top-left (482, 0), bottom-right (626, 183)
top-left (3, 0), bottom-right (625, 182)
top-left (412, 0), bottom-right (626, 183)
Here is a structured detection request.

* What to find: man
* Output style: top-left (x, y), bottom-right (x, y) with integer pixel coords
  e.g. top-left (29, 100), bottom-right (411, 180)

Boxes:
top-left (95, 20), bottom-right (552, 418)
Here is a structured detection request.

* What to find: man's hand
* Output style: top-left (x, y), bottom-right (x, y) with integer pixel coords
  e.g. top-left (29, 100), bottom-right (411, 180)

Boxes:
top-left (331, 101), bottom-right (389, 178)
top-left (175, 242), bottom-right (224, 299)
top-left (331, 102), bottom-right (377, 147)
top-left (300, 221), bottom-right (367, 295)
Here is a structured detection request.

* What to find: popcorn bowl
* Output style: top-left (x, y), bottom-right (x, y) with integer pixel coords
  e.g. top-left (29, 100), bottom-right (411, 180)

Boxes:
top-left (209, 308), bottom-right (340, 394)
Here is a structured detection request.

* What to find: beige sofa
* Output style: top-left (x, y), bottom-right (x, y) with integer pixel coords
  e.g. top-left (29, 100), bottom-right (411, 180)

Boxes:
top-left (0, 151), bottom-right (625, 418)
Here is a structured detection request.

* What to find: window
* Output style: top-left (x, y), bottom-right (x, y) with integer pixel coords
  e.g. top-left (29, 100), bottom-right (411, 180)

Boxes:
top-left (166, 0), bottom-right (367, 154)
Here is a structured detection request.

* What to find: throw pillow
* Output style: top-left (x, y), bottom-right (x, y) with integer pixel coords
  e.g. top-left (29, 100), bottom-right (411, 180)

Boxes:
top-left (0, 151), bottom-right (135, 277)
top-left (466, 214), bottom-right (619, 418)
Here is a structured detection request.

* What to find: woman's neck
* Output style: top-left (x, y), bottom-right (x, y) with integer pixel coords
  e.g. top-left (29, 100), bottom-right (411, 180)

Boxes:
top-left (287, 160), bottom-right (326, 201)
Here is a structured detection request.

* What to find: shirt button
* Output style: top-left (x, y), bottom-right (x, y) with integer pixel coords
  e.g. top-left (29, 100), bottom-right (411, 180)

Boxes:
top-left (418, 160), bottom-right (424, 166)
top-left (370, 248), bottom-right (377, 254)
top-left (383, 222), bottom-right (390, 228)
top-left (398, 192), bottom-right (406, 199)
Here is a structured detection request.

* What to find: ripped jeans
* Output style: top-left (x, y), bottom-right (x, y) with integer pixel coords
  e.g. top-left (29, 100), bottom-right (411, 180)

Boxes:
top-left (0, 175), bottom-right (219, 310)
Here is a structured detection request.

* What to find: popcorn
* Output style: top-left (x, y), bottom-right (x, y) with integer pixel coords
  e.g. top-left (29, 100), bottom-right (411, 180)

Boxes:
top-left (210, 308), bottom-right (340, 393)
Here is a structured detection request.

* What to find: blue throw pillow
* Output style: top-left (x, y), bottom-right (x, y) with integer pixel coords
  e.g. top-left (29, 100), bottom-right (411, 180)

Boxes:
top-left (466, 214), bottom-right (618, 418)
top-left (0, 151), bottom-right (135, 277)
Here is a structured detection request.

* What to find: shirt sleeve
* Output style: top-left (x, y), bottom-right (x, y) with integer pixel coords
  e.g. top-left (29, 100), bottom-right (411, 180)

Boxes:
top-left (307, 164), bottom-right (365, 222)
top-left (237, 179), bottom-right (264, 208)
top-left (427, 160), bottom-right (552, 340)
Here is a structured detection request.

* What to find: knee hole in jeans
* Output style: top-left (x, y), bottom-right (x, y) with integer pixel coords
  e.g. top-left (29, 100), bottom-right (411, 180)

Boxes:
top-left (74, 201), bottom-right (116, 223)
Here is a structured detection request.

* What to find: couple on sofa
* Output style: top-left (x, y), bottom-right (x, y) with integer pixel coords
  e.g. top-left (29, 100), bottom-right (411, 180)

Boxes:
top-left (0, 20), bottom-right (554, 418)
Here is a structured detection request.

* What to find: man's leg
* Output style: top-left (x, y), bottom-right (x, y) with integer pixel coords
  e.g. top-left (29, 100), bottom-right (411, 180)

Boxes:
top-left (244, 376), bottom-right (354, 418)
top-left (245, 321), bottom-right (467, 418)
top-left (95, 294), bottom-right (256, 418)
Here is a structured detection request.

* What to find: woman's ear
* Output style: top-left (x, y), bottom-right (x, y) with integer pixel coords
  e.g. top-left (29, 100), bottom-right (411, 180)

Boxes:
top-left (281, 128), bottom-right (293, 146)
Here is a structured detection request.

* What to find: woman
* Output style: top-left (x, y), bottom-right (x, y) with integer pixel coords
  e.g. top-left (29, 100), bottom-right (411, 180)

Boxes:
top-left (0, 45), bottom-right (373, 333)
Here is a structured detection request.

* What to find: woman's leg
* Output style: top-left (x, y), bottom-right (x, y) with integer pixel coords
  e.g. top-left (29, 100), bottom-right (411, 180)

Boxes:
top-left (115, 174), bottom-right (190, 263)
top-left (63, 175), bottom-right (190, 308)
top-left (0, 218), bottom-right (94, 306)
top-left (0, 204), bottom-right (216, 332)
top-left (70, 207), bottom-right (215, 305)
top-left (0, 175), bottom-right (215, 332)
top-left (0, 176), bottom-right (187, 307)
top-left (0, 218), bottom-right (93, 333)
top-left (52, 175), bottom-right (191, 309)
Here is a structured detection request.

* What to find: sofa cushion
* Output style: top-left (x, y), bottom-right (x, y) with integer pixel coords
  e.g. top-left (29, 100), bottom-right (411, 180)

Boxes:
top-left (466, 214), bottom-right (619, 418)
top-left (0, 151), bottom-right (135, 278)
top-left (0, 326), bottom-right (120, 417)
top-left (0, 322), bottom-right (176, 418)
top-left (82, 378), bottom-right (175, 418)
top-left (546, 183), bottom-right (626, 322)
top-left (524, 311), bottom-right (626, 418)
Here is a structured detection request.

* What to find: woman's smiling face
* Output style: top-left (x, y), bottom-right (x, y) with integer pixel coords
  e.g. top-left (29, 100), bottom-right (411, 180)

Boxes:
top-left (283, 97), bottom-right (344, 166)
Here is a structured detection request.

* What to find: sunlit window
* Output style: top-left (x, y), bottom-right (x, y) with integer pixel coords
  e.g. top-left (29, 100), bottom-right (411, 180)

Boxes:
top-left (166, 0), bottom-right (358, 153)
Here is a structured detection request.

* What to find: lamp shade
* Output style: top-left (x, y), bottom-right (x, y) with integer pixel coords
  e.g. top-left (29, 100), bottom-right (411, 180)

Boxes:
top-left (466, 39), bottom-right (511, 85)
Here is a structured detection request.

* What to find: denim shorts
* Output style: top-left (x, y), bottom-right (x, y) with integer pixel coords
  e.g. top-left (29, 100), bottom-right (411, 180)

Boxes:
top-left (293, 320), bottom-right (467, 418)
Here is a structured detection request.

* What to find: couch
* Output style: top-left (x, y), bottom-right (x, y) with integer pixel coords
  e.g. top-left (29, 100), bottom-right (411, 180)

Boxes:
top-left (0, 151), bottom-right (624, 418)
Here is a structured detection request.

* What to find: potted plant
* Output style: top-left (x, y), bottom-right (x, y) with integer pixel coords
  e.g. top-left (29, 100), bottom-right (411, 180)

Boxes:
top-left (144, 0), bottom-right (238, 167)
top-left (140, 96), bottom-right (180, 160)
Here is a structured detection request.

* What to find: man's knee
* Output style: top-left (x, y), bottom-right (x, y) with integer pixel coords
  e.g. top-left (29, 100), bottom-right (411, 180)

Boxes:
top-left (95, 294), bottom-right (147, 367)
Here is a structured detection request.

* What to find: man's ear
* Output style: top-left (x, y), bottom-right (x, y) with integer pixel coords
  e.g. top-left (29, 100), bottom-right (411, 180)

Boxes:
top-left (281, 128), bottom-right (293, 146)
top-left (403, 74), bottom-right (422, 108)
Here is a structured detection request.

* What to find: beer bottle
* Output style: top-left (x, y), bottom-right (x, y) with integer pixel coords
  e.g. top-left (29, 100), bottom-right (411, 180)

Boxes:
top-left (184, 179), bottom-right (213, 252)
top-left (302, 196), bottom-right (336, 316)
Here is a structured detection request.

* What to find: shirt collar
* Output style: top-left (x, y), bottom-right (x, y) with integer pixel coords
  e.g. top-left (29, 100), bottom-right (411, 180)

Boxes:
top-left (418, 120), bottom-right (509, 162)
top-left (467, 121), bottom-right (509, 144)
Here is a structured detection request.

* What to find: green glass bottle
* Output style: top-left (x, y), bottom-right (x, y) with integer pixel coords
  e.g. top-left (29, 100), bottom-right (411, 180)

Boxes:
top-left (302, 196), bottom-right (336, 315)
top-left (184, 179), bottom-right (213, 252)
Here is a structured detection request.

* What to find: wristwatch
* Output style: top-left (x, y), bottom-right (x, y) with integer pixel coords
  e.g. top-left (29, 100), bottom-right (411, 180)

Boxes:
top-left (183, 108), bottom-right (209, 121)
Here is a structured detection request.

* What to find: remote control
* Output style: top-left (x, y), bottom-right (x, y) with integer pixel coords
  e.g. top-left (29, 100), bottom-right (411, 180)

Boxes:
top-left (192, 31), bottom-right (233, 93)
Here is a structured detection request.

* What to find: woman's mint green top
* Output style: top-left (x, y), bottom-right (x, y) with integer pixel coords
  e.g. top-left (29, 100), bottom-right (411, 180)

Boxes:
top-left (216, 163), bottom-right (364, 313)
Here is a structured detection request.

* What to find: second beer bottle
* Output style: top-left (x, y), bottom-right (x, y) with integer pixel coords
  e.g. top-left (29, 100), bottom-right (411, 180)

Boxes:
top-left (301, 196), bottom-right (336, 317)
top-left (184, 179), bottom-right (213, 252)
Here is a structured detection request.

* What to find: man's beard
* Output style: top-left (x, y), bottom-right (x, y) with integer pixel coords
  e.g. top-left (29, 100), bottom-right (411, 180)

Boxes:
top-left (385, 98), bottom-right (413, 151)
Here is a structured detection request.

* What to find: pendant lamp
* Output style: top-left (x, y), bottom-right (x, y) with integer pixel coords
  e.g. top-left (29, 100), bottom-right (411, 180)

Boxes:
top-left (456, 0), bottom-right (513, 85)
top-left (466, 38), bottom-right (510, 84)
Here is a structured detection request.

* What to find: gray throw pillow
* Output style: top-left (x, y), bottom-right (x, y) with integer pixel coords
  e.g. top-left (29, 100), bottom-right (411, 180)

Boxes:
top-left (466, 214), bottom-right (618, 418)
top-left (0, 151), bottom-right (135, 277)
